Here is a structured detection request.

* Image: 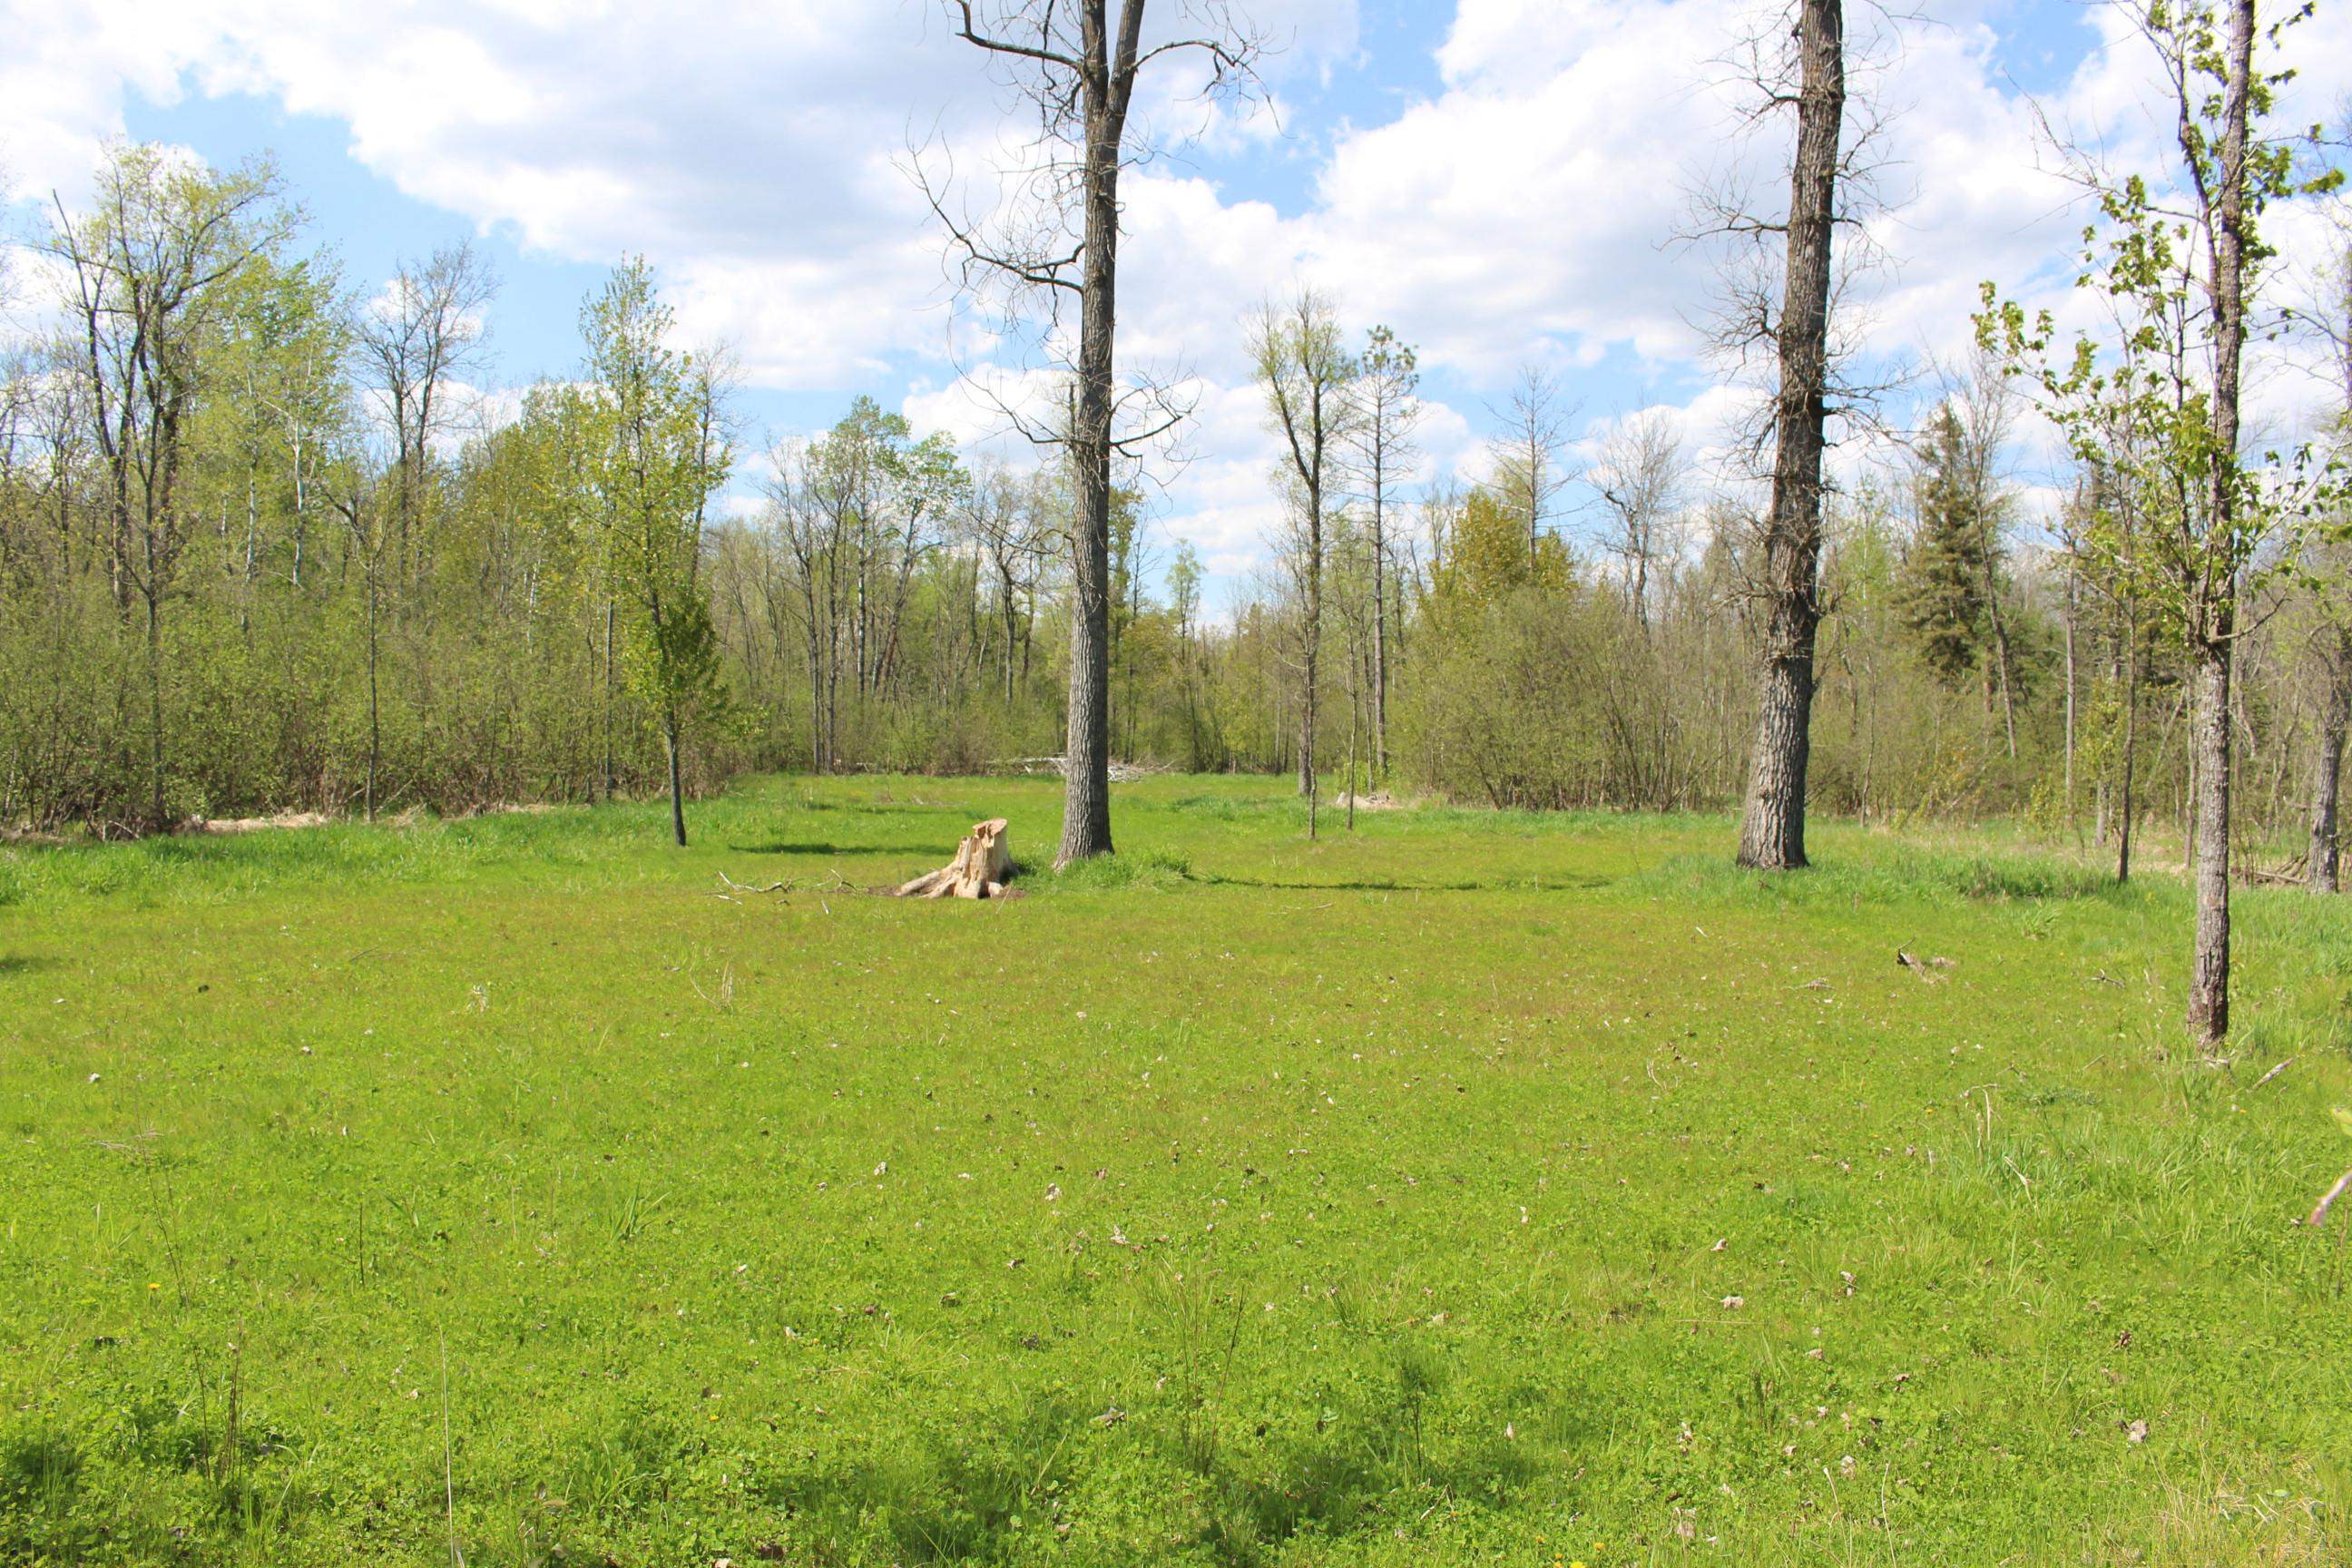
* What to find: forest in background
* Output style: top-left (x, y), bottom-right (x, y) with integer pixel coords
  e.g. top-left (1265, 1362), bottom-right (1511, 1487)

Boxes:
top-left (0, 131), bottom-right (2347, 878)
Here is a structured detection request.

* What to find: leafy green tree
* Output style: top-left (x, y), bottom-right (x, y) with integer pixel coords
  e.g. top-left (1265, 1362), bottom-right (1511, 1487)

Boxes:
top-left (574, 259), bottom-right (735, 847)
top-left (1982, 0), bottom-right (2341, 1043)
top-left (43, 144), bottom-right (299, 827)
top-left (1426, 486), bottom-right (1574, 613)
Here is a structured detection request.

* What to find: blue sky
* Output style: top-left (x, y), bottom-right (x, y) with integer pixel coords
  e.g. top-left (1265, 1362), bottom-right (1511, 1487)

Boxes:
top-left (8, 0), bottom-right (2345, 604)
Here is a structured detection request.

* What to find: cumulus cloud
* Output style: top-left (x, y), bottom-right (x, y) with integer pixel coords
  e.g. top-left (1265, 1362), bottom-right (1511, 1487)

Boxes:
top-left (5, 0), bottom-right (2347, 584)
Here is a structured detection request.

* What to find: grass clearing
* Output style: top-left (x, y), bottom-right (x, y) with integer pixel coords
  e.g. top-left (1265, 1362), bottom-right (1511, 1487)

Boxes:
top-left (4, 774), bottom-right (2350, 1564)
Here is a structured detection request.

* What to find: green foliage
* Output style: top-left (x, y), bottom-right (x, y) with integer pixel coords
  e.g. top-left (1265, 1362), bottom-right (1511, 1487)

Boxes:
top-left (1425, 486), bottom-right (1574, 610)
top-left (2, 132), bottom-right (2339, 873)
top-left (574, 260), bottom-right (737, 775)
top-left (1976, 3), bottom-right (2342, 652)
top-left (1899, 407), bottom-right (1993, 688)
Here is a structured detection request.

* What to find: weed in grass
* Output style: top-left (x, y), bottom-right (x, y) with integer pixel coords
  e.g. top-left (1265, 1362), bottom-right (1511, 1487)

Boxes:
top-left (1045, 848), bottom-right (1194, 892)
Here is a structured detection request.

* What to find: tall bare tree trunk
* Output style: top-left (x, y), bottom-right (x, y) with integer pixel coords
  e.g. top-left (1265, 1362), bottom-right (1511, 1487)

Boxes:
top-left (1345, 662), bottom-right (1358, 832)
top-left (1735, 0), bottom-right (1843, 871)
top-left (1371, 492), bottom-right (1388, 779)
top-left (1300, 507), bottom-right (1320, 840)
top-left (1983, 568), bottom-right (2019, 760)
top-left (2187, 0), bottom-right (2254, 1046)
top-left (665, 711), bottom-right (688, 848)
top-left (601, 600), bottom-right (618, 801)
top-left (2188, 633), bottom-right (2233, 1038)
top-left (2063, 559), bottom-right (2079, 840)
top-left (144, 588), bottom-right (166, 829)
top-left (945, 1), bottom-right (1259, 858)
top-left (808, 640), bottom-right (826, 773)
top-left (365, 573), bottom-right (381, 820)
top-left (2118, 608), bottom-right (2141, 884)
top-left (1054, 4), bottom-right (1136, 868)
top-left (2309, 627), bottom-right (2349, 894)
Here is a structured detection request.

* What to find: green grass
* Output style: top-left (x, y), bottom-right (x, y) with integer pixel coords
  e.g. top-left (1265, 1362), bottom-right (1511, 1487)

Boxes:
top-left (3, 773), bottom-right (2350, 1565)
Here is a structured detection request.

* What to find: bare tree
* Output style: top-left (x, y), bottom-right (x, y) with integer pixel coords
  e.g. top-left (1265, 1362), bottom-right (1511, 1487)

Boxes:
top-left (963, 463), bottom-right (1053, 707)
top-left (762, 439), bottom-right (848, 773)
top-left (928, 0), bottom-right (1263, 866)
top-left (1729, 0), bottom-right (1847, 870)
top-left (1592, 409), bottom-right (1685, 630)
top-left (1944, 344), bottom-right (2024, 760)
top-left (1251, 288), bottom-right (1357, 840)
top-left (328, 464), bottom-right (392, 818)
top-left (1347, 325), bottom-right (1420, 777)
top-left (1487, 366), bottom-right (1575, 572)
top-left (353, 241), bottom-right (496, 579)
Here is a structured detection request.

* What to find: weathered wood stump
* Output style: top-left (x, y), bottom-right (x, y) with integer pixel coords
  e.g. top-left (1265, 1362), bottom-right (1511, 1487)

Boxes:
top-left (894, 818), bottom-right (1012, 900)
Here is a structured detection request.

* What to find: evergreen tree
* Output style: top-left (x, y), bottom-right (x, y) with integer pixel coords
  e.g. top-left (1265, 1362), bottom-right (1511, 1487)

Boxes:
top-left (1900, 407), bottom-right (1990, 689)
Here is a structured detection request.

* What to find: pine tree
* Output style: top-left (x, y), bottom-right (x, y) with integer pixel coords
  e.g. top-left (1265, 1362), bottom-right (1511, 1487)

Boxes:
top-left (1899, 407), bottom-right (1989, 689)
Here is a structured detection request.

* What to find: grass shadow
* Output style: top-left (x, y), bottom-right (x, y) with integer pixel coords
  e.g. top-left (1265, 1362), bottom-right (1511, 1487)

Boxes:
top-left (764, 1392), bottom-right (1088, 1563)
top-left (1200, 875), bottom-right (1612, 893)
top-left (1635, 846), bottom-right (2151, 909)
top-left (722, 840), bottom-right (933, 858)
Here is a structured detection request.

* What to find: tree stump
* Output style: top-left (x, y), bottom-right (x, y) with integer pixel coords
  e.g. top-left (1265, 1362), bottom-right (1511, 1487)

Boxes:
top-left (894, 818), bottom-right (1012, 899)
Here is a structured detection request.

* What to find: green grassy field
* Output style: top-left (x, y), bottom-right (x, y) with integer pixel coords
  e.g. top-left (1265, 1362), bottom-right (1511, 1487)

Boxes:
top-left (4, 775), bottom-right (2351, 1566)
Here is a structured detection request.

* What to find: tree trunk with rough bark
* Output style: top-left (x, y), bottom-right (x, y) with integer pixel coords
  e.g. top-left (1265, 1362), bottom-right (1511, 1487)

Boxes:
top-left (145, 589), bottom-right (166, 829)
top-left (1370, 486), bottom-right (1387, 780)
top-left (2187, 632), bottom-right (2232, 1039)
top-left (1735, 0), bottom-right (1843, 871)
top-left (1054, 3), bottom-right (1135, 869)
top-left (365, 574), bottom-right (381, 820)
top-left (944, 0), bottom-right (1259, 860)
top-left (1300, 500), bottom-right (1320, 840)
top-left (2186, 0), bottom-right (2254, 1047)
top-left (2310, 627), bottom-right (2350, 894)
top-left (602, 600), bottom-right (618, 802)
top-left (2116, 611), bottom-right (2140, 885)
top-left (665, 711), bottom-right (688, 848)
top-left (2063, 560), bottom-right (2078, 838)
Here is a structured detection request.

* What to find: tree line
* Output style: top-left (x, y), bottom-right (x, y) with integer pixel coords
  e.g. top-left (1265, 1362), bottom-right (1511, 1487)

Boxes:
top-left (0, 0), bottom-right (2345, 1045)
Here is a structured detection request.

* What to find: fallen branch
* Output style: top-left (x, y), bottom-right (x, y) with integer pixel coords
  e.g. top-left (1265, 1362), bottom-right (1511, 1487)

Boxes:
top-left (2253, 1058), bottom-right (2293, 1091)
top-left (985, 756), bottom-right (1161, 781)
top-left (2310, 1168), bottom-right (2352, 1230)
top-left (1896, 951), bottom-right (1946, 985)
top-left (716, 868), bottom-right (851, 897)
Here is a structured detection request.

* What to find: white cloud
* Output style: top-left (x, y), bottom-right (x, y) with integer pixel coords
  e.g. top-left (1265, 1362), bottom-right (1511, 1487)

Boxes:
top-left (5, 0), bottom-right (2347, 586)
top-left (1, 0), bottom-right (1357, 387)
